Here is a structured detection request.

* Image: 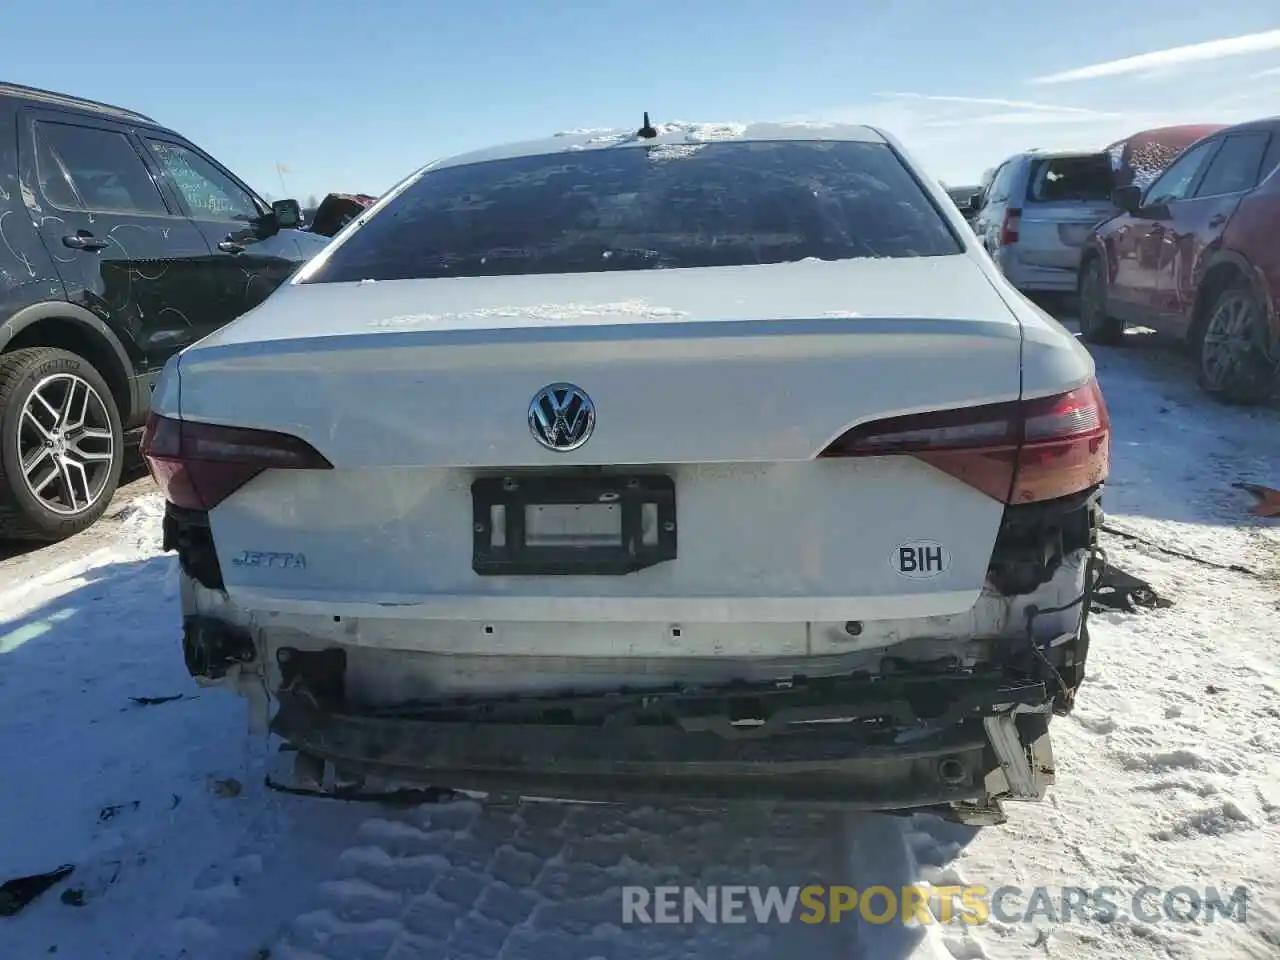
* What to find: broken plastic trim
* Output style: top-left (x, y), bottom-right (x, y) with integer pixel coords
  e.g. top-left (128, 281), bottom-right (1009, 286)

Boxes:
top-left (270, 701), bottom-right (1045, 810)
top-left (162, 503), bottom-right (224, 590)
top-left (348, 672), bottom-right (1049, 733)
top-left (986, 486), bottom-right (1100, 596)
top-left (263, 771), bottom-right (460, 806)
top-left (183, 615), bottom-right (255, 681)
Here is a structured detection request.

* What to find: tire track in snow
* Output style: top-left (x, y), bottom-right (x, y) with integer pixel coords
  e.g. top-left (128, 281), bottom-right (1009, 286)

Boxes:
top-left (154, 797), bottom-right (897, 960)
top-left (898, 550), bottom-right (1280, 960)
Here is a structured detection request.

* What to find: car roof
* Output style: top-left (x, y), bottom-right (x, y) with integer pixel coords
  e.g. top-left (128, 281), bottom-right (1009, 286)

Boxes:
top-left (1145, 117), bottom-right (1280, 167)
top-left (1016, 149), bottom-right (1109, 162)
top-left (0, 81), bottom-right (159, 126)
top-left (1216, 116), bottom-right (1280, 137)
top-left (427, 120), bottom-right (888, 171)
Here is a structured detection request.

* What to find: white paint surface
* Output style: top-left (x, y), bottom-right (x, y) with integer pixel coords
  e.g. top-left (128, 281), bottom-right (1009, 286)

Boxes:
top-left (0, 321), bottom-right (1277, 960)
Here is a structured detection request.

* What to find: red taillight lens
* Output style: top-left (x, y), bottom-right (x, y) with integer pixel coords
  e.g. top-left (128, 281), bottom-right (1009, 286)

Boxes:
top-left (818, 379), bottom-right (1110, 504)
top-left (819, 400), bottom-right (1022, 501)
top-left (1011, 381), bottom-right (1110, 504)
top-left (140, 413), bottom-right (333, 511)
top-left (1000, 208), bottom-right (1021, 245)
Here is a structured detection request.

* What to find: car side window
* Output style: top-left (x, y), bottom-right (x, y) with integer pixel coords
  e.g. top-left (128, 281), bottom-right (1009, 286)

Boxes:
top-left (34, 121), bottom-right (169, 216)
top-left (145, 139), bottom-right (260, 222)
top-left (1143, 140), bottom-right (1217, 206)
top-left (988, 163), bottom-right (1014, 204)
top-left (1261, 134), bottom-right (1280, 185)
top-left (1193, 132), bottom-right (1271, 197)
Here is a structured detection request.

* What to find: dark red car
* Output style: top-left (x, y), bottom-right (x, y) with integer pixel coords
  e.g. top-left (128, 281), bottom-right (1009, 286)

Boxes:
top-left (1079, 118), bottom-right (1280, 404)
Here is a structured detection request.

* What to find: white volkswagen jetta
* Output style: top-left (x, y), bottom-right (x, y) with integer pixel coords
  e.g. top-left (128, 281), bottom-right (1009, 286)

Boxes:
top-left (142, 120), bottom-right (1109, 824)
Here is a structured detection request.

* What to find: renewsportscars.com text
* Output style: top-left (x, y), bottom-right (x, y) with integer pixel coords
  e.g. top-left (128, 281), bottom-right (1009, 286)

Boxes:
top-left (621, 885), bottom-right (1250, 926)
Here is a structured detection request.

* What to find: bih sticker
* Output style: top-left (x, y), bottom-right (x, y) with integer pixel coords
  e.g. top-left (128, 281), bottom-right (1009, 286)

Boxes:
top-left (891, 540), bottom-right (951, 579)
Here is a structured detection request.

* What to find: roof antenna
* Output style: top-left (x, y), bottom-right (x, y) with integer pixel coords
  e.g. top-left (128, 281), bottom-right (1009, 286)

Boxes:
top-left (637, 112), bottom-right (658, 139)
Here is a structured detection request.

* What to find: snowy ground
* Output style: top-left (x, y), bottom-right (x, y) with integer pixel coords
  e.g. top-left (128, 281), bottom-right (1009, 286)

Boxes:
top-left (1, 321), bottom-right (1277, 960)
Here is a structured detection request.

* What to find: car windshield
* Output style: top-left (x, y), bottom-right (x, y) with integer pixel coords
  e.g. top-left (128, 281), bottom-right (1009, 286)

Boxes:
top-left (1026, 154), bottom-right (1115, 203)
top-left (301, 139), bottom-right (962, 283)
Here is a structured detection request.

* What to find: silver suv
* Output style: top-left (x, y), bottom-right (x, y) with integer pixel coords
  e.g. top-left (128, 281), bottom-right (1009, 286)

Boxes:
top-left (971, 150), bottom-right (1117, 293)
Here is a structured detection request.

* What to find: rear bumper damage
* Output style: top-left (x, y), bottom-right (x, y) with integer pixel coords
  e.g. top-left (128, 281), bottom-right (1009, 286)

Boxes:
top-left (183, 609), bottom-right (1065, 821)
top-left (264, 665), bottom-right (1056, 819)
top-left (169, 488), bottom-right (1101, 820)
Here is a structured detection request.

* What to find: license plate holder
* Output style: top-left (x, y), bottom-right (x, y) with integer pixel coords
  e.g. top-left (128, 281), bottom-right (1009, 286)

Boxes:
top-left (472, 474), bottom-right (676, 576)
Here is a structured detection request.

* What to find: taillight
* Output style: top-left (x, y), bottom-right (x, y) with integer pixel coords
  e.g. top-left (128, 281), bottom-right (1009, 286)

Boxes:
top-left (1000, 208), bottom-right (1021, 245)
top-left (141, 413), bottom-right (333, 511)
top-left (818, 379), bottom-right (1109, 504)
top-left (1012, 381), bottom-right (1110, 504)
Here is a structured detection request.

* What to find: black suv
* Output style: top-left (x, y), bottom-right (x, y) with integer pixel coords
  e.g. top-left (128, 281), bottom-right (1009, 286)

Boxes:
top-left (0, 83), bottom-right (328, 541)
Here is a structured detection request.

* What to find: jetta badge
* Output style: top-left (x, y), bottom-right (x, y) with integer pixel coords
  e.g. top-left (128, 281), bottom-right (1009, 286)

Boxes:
top-left (528, 383), bottom-right (595, 451)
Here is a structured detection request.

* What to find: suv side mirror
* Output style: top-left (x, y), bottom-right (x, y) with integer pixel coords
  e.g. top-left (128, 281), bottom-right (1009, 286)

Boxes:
top-left (969, 192), bottom-right (984, 212)
top-left (272, 199), bottom-right (302, 229)
top-left (1112, 185), bottom-right (1142, 215)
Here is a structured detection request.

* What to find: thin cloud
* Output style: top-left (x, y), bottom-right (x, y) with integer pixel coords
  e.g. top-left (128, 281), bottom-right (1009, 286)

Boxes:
top-left (925, 111), bottom-right (1126, 129)
top-left (877, 91), bottom-right (1107, 115)
top-left (799, 72), bottom-right (1276, 183)
top-left (796, 94), bottom-right (1145, 184)
top-left (1253, 65), bottom-right (1280, 77)
top-left (1032, 29), bottom-right (1280, 84)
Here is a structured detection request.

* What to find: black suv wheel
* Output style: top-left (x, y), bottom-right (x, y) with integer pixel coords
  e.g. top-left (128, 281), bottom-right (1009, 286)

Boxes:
top-left (0, 347), bottom-right (124, 541)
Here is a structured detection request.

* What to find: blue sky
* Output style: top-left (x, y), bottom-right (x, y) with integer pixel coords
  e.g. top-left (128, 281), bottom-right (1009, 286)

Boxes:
top-left (8, 1), bottom-right (1280, 202)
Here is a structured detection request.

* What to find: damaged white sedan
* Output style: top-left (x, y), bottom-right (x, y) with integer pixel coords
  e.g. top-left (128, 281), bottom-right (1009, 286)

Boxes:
top-left (141, 119), bottom-right (1110, 824)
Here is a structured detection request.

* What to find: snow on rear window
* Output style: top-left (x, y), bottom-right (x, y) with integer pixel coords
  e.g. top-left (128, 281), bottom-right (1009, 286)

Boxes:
top-left (1026, 155), bottom-right (1115, 203)
top-left (303, 141), bottom-right (961, 283)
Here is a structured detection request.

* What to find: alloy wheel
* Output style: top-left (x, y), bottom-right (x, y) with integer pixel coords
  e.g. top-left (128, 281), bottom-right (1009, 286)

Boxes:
top-left (17, 373), bottom-right (116, 515)
top-left (1201, 293), bottom-right (1264, 391)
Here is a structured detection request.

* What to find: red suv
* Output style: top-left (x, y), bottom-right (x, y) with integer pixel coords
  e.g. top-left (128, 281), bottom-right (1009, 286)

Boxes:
top-left (1078, 118), bottom-right (1280, 404)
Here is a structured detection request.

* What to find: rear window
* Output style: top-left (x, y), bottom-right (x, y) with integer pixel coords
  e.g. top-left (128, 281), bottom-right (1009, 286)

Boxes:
top-left (302, 140), bottom-right (962, 283)
top-left (1025, 154), bottom-right (1114, 203)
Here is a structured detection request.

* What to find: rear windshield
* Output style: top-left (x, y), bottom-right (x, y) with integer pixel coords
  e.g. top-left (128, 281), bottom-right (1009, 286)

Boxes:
top-left (1025, 154), bottom-right (1115, 203)
top-left (302, 140), bottom-right (962, 283)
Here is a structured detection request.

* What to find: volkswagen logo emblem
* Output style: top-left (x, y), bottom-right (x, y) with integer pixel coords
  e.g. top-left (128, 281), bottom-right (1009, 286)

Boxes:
top-left (528, 383), bottom-right (595, 451)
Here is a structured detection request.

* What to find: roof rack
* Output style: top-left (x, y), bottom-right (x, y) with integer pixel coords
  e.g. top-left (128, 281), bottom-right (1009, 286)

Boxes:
top-left (0, 82), bottom-right (156, 124)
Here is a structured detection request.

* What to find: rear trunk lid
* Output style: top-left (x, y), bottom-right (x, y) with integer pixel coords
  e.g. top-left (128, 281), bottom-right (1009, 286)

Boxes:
top-left (180, 256), bottom-right (1021, 466)
top-left (177, 256), bottom-right (1023, 621)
